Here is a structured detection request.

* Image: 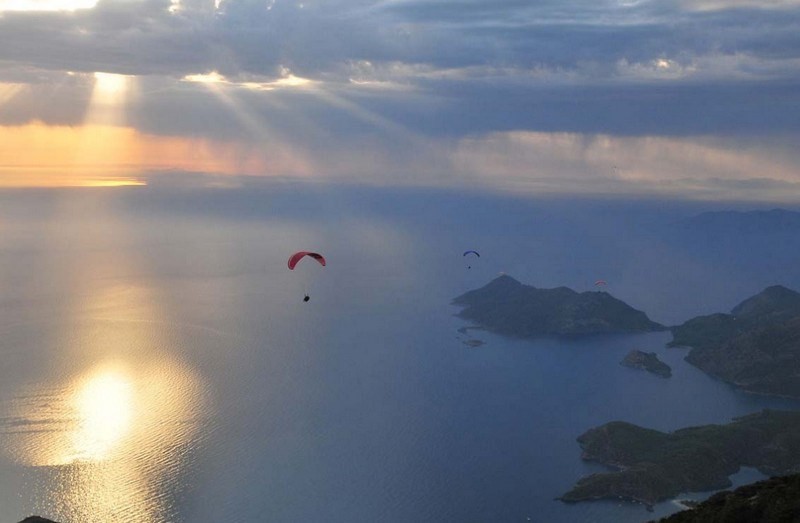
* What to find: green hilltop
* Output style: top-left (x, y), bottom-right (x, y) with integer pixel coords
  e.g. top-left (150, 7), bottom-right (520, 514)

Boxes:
top-left (453, 275), bottom-right (664, 337)
top-left (562, 410), bottom-right (800, 508)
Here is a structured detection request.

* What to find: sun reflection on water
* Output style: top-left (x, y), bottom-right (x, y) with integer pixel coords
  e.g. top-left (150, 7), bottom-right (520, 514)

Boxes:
top-left (68, 367), bottom-right (133, 463)
top-left (0, 319), bottom-right (212, 522)
top-left (0, 201), bottom-right (218, 522)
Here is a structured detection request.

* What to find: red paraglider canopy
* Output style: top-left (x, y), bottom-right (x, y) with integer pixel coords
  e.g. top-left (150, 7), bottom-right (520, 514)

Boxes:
top-left (288, 251), bottom-right (326, 270)
top-left (594, 280), bottom-right (607, 286)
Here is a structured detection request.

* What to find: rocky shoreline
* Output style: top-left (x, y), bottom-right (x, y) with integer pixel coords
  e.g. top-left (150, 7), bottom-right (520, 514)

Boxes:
top-left (561, 410), bottom-right (800, 508)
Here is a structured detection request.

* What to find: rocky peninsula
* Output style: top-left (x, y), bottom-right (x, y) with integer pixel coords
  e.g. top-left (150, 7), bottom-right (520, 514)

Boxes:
top-left (561, 410), bottom-right (800, 508)
top-left (670, 285), bottom-right (800, 397)
top-left (453, 275), bottom-right (664, 337)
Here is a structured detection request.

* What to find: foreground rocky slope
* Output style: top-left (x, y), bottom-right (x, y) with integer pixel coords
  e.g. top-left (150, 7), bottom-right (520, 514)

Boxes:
top-left (655, 474), bottom-right (800, 522)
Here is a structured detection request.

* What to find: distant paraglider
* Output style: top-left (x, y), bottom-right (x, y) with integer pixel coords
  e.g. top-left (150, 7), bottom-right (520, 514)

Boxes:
top-left (594, 279), bottom-right (607, 288)
top-left (288, 251), bottom-right (326, 302)
top-left (463, 250), bottom-right (480, 269)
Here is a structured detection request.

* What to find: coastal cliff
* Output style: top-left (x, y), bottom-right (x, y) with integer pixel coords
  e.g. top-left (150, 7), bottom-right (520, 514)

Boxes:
top-left (671, 285), bottom-right (800, 397)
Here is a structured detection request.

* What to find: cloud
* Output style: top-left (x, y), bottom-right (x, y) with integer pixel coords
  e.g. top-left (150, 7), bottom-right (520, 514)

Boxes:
top-left (2, 0), bottom-right (800, 83)
top-left (446, 131), bottom-right (800, 200)
top-left (681, 0), bottom-right (800, 12)
top-left (0, 0), bottom-right (799, 199)
top-left (2, 115), bottom-right (800, 202)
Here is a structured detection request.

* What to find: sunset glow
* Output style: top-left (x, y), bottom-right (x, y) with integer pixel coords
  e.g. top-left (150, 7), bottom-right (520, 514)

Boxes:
top-left (0, 123), bottom-right (312, 186)
top-left (0, 0), bottom-right (796, 197)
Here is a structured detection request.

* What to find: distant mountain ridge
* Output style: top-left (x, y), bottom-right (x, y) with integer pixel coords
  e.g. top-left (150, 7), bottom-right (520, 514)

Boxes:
top-left (453, 275), bottom-right (663, 337)
top-left (731, 285), bottom-right (800, 321)
top-left (680, 209), bottom-right (800, 235)
top-left (671, 285), bottom-right (800, 397)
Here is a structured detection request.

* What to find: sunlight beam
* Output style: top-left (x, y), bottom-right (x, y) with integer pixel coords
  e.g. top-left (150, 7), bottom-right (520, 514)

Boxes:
top-left (0, 83), bottom-right (25, 106)
top-left (184, 75), bottom-right (314, 177)
top-left (86, 72), bottom-right (132, 127)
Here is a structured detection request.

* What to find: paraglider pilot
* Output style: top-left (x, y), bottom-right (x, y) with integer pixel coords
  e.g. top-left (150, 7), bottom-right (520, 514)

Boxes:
top-left (463, 250), bottom-right (480, 270)
top-left (288, 251), bottom-right (326, 303)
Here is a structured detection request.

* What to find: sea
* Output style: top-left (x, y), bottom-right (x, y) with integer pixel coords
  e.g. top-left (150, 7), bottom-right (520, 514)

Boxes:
top-left (1, 183), bottom-right (800, 522)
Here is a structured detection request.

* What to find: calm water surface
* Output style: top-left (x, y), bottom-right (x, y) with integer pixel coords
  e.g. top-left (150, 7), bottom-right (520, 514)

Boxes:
top-left (1, 187), bottom-right (799, 522)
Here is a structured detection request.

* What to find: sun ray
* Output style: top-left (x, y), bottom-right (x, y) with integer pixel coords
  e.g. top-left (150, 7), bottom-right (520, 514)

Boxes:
top-left (85, 72), bottom-right (132, 127)
top-left (307, 86), bottom-right (422, 146)
top-left (186, 75), bottom-right (315, 177)
top-left (0, 82), bottom-right (25, 106)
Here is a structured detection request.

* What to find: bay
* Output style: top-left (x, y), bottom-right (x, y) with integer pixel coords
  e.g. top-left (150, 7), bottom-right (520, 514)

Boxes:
top-left (1, 186), bottom-right (799, 522)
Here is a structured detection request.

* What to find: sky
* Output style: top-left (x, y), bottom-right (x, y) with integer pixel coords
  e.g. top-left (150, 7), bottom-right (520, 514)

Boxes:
top-left (1, 0), bottom-right (800, 199)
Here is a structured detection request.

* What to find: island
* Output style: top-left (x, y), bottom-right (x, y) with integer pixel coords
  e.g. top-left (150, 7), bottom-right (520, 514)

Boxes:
top-left (18, 518), bottom-right (59, 523)
top-left (670, 285), bottom-right (800, 397)
top-left (654, 474), bottom-right (800, 522)
top-left (452, 275), bottom-right (664, 337)
top-left (621, 350), bottom-right (672, 378)
top-left (560, 409), bottom-right (800, 508)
